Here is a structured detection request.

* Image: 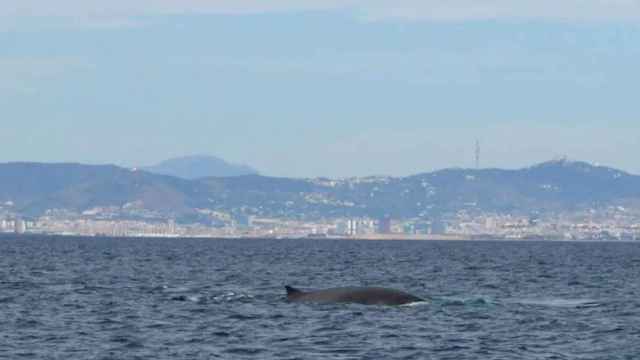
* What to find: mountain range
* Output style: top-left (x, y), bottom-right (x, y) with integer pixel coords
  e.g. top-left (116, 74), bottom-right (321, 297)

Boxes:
top-left (142, 155), bottom-right (258, 179)
top-left (1, 159), bottom-right (639, 222)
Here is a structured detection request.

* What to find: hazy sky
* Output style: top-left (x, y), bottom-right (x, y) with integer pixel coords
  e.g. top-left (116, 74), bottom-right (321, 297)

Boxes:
top-left (1, 1), bottom-right (639, 177)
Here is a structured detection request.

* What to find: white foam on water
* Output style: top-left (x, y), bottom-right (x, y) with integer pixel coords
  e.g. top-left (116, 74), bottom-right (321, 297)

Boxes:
top-left (440, 296), bottom-right (497, 306)
top-left (212, 292), bottom-right (254, 302)
top-left (401, 300), bottom-right (431, 307)
top-left (162, 286), bottom-right (190, 293)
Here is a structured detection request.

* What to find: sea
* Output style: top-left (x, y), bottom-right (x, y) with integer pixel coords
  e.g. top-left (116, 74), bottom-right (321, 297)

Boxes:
top-left (1, 236), bottom-right (639, 360)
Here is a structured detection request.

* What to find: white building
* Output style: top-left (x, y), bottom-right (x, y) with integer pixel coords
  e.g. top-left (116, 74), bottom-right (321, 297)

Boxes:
top-left (15, 220), bottom-right (26, 234)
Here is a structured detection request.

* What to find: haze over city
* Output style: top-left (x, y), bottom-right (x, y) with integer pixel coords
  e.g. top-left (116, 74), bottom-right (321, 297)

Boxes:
top-left (2, 1), bottom-right (639, 177)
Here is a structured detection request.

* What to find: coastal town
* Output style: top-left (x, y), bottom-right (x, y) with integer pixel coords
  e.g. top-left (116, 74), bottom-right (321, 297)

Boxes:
top-left (2, 202), bottom-right (639, 241)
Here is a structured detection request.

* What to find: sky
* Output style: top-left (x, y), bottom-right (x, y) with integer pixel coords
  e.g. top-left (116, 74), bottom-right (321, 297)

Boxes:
top-left (1, 1), bottom-right (639, 178)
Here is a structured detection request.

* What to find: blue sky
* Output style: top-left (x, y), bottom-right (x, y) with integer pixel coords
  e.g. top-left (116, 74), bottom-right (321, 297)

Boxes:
top-left (1, 2), bottom-right (639, 177)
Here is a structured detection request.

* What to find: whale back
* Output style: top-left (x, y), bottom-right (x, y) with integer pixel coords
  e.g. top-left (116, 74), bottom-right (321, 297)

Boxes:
top-left (285, 286), bottom-right (422, 306)
top-left (285, 285), bottom-right (305, 300)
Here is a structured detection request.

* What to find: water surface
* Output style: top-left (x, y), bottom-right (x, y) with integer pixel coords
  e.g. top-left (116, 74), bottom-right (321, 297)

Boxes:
top-left (1, 236), bottom-right (639, 359)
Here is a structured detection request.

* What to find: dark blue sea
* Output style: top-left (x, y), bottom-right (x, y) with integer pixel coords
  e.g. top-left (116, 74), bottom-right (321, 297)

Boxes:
top-left (1, 236), bottom-right (639, 359)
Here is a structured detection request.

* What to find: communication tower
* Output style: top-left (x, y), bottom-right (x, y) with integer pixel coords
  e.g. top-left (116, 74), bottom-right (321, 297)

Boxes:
top-left (475, 140), bottom-right (480, 169)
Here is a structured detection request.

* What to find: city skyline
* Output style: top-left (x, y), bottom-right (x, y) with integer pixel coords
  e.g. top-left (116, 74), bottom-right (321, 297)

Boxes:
top-left (2, 3), bottom-right (639, 177)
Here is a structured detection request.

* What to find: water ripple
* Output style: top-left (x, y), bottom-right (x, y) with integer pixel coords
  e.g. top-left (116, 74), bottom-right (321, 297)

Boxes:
top-left (1, 237), bottom-right (639, 359)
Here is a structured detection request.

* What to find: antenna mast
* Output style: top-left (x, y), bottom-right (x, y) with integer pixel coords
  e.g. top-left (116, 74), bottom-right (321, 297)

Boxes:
top-left (475, 139), bottom-right (480, 169)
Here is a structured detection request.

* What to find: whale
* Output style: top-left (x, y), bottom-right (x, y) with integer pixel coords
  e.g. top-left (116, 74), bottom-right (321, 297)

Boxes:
top-left (285, 285), bottom-right (423, 306)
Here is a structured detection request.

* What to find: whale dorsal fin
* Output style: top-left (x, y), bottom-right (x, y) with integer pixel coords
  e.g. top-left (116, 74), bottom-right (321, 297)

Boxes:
top-left (285, 286), bottom-right (303, 296)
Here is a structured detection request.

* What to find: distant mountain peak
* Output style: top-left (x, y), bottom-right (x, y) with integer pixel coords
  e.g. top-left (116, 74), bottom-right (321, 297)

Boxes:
top-left (142, 155), bottom-right (258, 180)
top-left (525, 158), bottom-right (632, 181)
top-left (531, 158), bottom-right (595, 170)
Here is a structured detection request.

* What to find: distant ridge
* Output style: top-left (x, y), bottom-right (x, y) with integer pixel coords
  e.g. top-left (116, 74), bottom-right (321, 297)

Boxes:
top-left (142, 155), bottom-right (258, 180)
top-left (1, 159), bottom-right (639, 221)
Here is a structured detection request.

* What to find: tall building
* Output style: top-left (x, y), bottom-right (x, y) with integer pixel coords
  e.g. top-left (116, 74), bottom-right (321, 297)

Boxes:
top-left (234, 215), bottom-right (252, 229)
top-left (348, 219), bottom-right (358, 236)
top-left (15, 219), bottom-right (26, 234)
top-left (430, 220), bottom-right (447, 235)
top-left (378, 216), bottom-right (392, 234)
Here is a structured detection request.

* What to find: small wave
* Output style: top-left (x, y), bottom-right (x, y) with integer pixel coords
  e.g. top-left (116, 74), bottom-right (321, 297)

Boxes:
top-left (440, 296), bottom-right (496, 307)
top-left (212, 292), bottom-right (255, 303)
top-left (77, 285), bottom-right (112, 294)
top-left (160, 284), bottom-right (213, 303)
top-left (516, 298), bottom-right (602, 308)
top-left (482, 283), bottom-right (500, 289)
top-left (432, 345), bottom-right (471, 352)
top-left (224, 347), bottom-right (266, 356)
top-left (170, 295), bottom-right (202, 303)
top-left (187, 295), bottom-right (202, 302)
top-left (212, 331), bottom-right (231, 337)
top-left (169, 291), bottom-right (255, 304)
top-left (227, 313), bottom-right (260, 321)
top-left (46, 283), bottom-right (81, 292)
top-left (401, 300), bottom-right (431, 307)
top-left (15, 318), bottom-right (44, 328)
top-left (160, 285), bottom-right (191, 293)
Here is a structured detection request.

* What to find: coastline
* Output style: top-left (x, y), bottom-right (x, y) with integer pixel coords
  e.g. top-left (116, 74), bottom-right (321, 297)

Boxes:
top-left (3, 232), bottom-right (638, 242)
